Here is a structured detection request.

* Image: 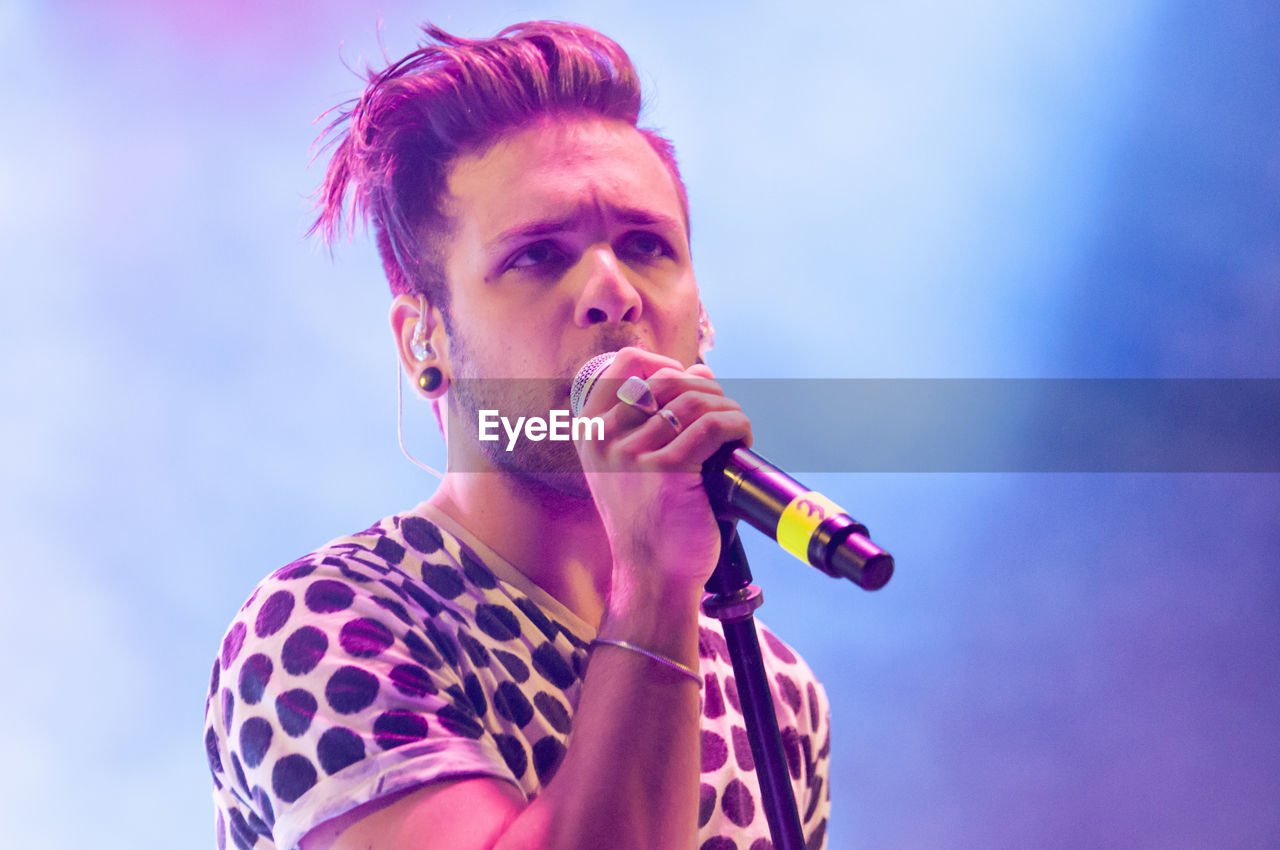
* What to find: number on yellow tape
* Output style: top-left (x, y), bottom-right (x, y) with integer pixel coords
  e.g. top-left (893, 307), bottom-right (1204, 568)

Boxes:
top-left (776, 491), bottom-right (848, 563)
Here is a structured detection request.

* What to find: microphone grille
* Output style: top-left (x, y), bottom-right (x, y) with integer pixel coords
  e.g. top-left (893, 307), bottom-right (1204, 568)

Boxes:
top-left (570, 351), bottom-right (618, 416)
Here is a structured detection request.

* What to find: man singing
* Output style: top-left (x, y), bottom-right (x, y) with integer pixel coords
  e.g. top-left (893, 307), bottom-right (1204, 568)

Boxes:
top-left (205, 21), bottom-right (830, 850)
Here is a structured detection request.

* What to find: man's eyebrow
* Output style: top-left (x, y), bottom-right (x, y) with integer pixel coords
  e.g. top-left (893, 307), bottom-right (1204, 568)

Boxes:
top-left (488, 214), bottom-right (583, 250)
top-left (486, 207), bottom-right (683, 251)
top-left (611, 206), bottom-right (682, 231)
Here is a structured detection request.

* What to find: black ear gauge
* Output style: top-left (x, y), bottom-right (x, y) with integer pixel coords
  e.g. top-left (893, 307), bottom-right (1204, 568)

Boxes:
top-left (417, 367), bottom-right (443, 393)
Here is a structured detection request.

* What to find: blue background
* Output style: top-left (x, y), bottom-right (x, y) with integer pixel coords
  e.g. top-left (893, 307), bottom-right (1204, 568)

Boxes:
top-left (2, 1), bottom-right (1277, 846)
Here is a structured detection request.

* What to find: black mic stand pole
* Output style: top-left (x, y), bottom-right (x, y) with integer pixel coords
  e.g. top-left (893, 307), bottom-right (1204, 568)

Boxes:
top-left (703, 519), bottom-right (806, 850)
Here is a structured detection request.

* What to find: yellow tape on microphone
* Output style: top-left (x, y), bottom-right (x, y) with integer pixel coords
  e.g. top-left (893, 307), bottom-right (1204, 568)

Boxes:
top-left (776, 492), bottom-right (848, 563)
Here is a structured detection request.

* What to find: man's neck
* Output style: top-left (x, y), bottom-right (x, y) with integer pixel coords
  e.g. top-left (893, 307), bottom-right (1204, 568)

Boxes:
top-left (426, 468), bottom-right (614, 630)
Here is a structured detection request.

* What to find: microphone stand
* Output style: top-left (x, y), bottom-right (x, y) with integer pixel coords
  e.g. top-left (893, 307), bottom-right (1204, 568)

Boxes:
top-left (703, 519), bottom-right (806, 850)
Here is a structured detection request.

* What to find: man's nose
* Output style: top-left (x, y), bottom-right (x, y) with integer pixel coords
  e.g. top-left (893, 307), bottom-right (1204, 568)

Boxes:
top-left (573, 245), bottom-right (642, 326)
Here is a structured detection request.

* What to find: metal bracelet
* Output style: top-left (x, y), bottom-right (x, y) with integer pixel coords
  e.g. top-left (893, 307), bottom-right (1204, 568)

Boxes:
top-left (589, 638), bottom-right (702, 684)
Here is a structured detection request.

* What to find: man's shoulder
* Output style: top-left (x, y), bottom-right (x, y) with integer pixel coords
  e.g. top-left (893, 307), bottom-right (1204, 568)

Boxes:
top-left (212, 510), bottom-right (471, 663)
top-left (202, 509), bottom-right (542, 850)
top-left (204, 507), bottom-right (511, 735)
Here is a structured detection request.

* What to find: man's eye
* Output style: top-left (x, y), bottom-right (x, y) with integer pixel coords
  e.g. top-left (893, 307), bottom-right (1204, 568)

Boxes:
top-left (621, 231), bottom-right (671, 261)
top-left (509, 241), bottom-right (566, 269)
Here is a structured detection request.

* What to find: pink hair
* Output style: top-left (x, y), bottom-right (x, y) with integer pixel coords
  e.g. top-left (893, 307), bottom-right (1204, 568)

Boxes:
top-left (308, 21), bottom-right (690, 309)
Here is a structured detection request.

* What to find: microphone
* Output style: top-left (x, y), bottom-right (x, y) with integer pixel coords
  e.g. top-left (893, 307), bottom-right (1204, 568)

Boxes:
top-left (570, 352), bottom-right (894, 590)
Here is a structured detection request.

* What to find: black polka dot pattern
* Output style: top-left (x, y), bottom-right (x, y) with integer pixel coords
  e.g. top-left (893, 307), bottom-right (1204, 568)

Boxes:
top-left (304, 579), bottom-right (354, 614)
top-left (533, 691), bottom-right (572, 734)
top-left (776, 672), bottom-right (802, 714)
top-left (458, 630), bottom-right (491, 666)
top-left (325, 666), bottom-right (379, 715)
top-left (731, 725), bottom-right (755, 772)
top-left (514, 596), bottom-right (559, 641)
top-left (275, 689), bottom-right (316, 737)
top-left (704, 672), bottom-right (726, 719)
top-left (402, 629), bottom-right (442, 669)
top-left (239, 654), bottom-right (272, 705)
top-left (476, 603), bottom-right (522, 641)
top-left (493, 681), bottom-right (534, 727)
top-left (459, 546), bottom-right (499, 589)
top-left (462, 673), bottom-right (489, 718)
top-left (494, 733), bottom-right (528, 779)
top-left (436, 702), bottom-right (484, 739)
top-left (221, 621), bottom-right (245, 670)
top-left (228, 807), bottom-right (255, 850)
top-left (204, 509), bottom-right (831, 850)
top-left (530, 642), bottom-right (576, 689)
top-left (373, 710), bottom-right (430, 750)
top-left (425, 620), bottom-right (459, 667)
top-left (699, 782), bottom-right (717, 827)
top-left (702, 729), bottom-right (729, 772)
top-left (316, 726), bottom-right (364, 775)
top-left (390, 663), bottom-right (435, 698)
top-left (420, 563), bottom-right (465, 599)
top-left (240, 717), bottom-right (273, 768)
top-left (271, 754), bottom-right (316, 803)
top-left (493, 649), bottom-right (529, 682)
top-left (281, 627), bottom-right (326, 676)
top-left (255, 591), bottom-right (293, 638)
top-left (722, 777), bottom-right (755, 827)
top-left (338, 618), bottom-right (394, 658)
top-left (400, 515), bottom-right (442, 554)
top-left (532, 735), bottom-right (567, 784)
top-left (206, 725), bottom-right (223, 773)
top-left (372, 535), bottom-right (404, 565)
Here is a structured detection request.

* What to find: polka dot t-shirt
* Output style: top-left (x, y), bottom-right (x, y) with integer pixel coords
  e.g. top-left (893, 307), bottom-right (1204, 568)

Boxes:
top-left (204, 504), bottom-right (831, 850)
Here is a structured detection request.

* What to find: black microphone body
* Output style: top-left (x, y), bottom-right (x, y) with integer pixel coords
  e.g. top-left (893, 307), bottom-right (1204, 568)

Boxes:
top-left (570, 352), bottom-right (894, 590)
top-left (702, 442), bottom-right (893, 590)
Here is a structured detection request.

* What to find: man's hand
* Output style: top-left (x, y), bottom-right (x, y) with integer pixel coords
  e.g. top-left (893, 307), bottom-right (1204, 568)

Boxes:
top-left (573, 347), bottom-right (754, 609)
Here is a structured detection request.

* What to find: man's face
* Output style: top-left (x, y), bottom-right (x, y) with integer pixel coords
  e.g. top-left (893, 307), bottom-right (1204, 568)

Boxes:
top-left (437, 116), bottom-right (700, 487)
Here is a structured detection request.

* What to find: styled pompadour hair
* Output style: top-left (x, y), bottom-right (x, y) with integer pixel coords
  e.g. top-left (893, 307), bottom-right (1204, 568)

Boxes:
top-left (308, 21), bottom-right (689, 313)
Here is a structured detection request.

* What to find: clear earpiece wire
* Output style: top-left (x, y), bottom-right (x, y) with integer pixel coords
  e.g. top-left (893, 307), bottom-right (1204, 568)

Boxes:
top-left (396, 356), bottom-right (445, 480)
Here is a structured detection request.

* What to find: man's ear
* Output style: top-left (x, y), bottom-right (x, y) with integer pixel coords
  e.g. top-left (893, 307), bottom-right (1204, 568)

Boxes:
top-left (390, 293), bottom-right (451, 398)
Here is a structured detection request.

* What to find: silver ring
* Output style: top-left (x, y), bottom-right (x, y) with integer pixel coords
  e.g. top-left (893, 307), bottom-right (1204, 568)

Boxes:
top-left (617, 375), bottom-right (659, 415)
top-left (657, 408), bottom-right (683, 434)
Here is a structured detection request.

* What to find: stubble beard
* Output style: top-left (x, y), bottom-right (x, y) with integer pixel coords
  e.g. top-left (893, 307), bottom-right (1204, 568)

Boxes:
top-left (442, 321), bottom-right (656, 502)
top-left (445, 342), bottom-right (593, 501)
